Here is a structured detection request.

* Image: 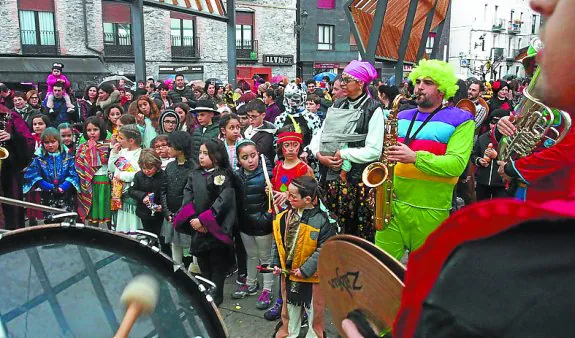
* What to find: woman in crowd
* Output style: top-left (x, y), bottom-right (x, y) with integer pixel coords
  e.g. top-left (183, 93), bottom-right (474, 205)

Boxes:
top-left (78, 84), bottom-right (99, 121)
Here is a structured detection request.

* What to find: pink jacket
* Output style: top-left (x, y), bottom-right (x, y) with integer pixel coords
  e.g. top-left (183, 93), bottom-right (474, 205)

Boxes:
top-left (46, 73), bottom-right (71, 94)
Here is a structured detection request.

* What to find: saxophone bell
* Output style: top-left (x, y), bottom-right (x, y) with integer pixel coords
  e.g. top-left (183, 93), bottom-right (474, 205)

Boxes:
top-left (0, 146), bottom-right (9, 160)
top-left (362, 162), bottom-right (388, 188)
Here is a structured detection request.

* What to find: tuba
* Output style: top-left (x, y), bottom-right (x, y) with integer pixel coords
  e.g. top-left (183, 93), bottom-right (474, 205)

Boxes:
top-left (499, 38), bottom-right (572, 162)
top-left (362, 95), bottom-right (403, 231)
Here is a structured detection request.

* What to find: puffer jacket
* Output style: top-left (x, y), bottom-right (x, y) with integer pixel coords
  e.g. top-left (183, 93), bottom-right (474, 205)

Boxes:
top-left (129, 169), bottom-right (167, 221)
top-left (234, 161), bottom-right (273, 236)
top-left (160, 159), bottom-right (193, 218)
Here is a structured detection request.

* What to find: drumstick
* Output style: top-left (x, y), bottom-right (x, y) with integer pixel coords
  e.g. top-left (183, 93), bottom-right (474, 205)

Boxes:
top-left (261, 154), bottom-right (279, 214)
top-left (114, 275), bottom-right (159, 338)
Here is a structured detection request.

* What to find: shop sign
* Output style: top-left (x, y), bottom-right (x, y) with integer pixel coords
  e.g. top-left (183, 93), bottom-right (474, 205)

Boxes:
top-left (262, 54), bottom-right (294, 66)
top-left (159, 65), bottom-right (204, 73)
top-left (314, 62), bottom-right (339, 69)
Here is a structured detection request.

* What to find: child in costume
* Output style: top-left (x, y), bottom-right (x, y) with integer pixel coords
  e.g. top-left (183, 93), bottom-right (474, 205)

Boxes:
top-left (26, 114), bottom-right (50, 225)
top-left (129, 148), bottom-right (166, 238)
top-left (160, 131), bottom-right (194, 269)
top-left (271, 127), bottom-right (314, 210)
top-left (24, 128), bottom-right (79, 220)
top-left (45, 62), bottom-right (74, 113)
top-left (109, 124), bottom-right (143, 233)
top-left (231, 139), bottom-right (275, 309)
top-left (173, 138), bottom-right (236, 306)
top-left (271, 176), bottom-right (335, 338)
top-left (105, 104), bottom-right (124, 145)
top-left (74, 116), bottom-right (111, 226)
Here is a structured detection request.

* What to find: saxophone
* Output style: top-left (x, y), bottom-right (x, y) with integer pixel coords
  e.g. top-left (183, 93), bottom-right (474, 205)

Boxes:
top-left (0, 109), bottom-right (11, 165)
top-left (362, 95), bottom-right (403, 231)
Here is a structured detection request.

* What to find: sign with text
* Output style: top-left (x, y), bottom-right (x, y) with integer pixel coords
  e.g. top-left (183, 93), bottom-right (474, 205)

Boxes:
top-left (262, 54), bottom-right (294, 66)
top-left (314, 62), bottom-right (339, 69)
top-left (159, 65), bottom-right (204, 74)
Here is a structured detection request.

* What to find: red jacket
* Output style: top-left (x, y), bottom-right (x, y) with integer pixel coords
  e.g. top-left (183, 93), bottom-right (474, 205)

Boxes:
top-left (509, 127), bottom-right (575, 202)
top-left (393, 198), bottom-right (575, 337)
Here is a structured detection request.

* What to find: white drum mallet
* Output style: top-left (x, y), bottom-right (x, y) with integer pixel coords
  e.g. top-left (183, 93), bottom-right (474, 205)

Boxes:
top-left (114, 275), bottom-right (160, 338)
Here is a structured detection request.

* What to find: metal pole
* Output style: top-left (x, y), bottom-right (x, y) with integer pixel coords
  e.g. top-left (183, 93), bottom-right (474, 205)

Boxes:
top-left (365, 0), bottom-right (388, 65)
top-left (395, 0), bottom-right (419, 84)
top-left (417, 0), bottom-right (440, 61)
top-left (131, 0), bottom-right (146, 82)
top-left (345, 0), bottom-right (366, 60)
top-left (227, 0), bottom-right (237, 86)
top-left (0, 196), bottom-right (69, 214)
top-left (430, 1), bottom-right (450, 60)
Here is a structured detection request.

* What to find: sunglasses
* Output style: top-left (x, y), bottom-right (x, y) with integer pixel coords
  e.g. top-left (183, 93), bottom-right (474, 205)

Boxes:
top-left (340, 77), bottom-right (358, 84)
top-left (30, 96), bottom-right (39, 99)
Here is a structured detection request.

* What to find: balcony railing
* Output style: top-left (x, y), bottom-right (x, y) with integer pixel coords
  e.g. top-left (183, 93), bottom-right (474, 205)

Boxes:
top-left (508, 21), bottom-right (522, 34)
top-left (171, 36), bottom-right (200, 59)
top-left (492, 18), bottom-right (505, 32)
top-left (104, 32), bottom-right (133, 57)
top-left (20, 30), bottom-right (60, 55)
top-left (236, 40), bottom-right (258, 61)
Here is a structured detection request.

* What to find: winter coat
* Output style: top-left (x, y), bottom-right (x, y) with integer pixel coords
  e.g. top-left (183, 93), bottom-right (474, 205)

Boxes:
top-left (14, 105), bottom-right (40, 126)
top-left (472, 130), bottom-right (505, 187)
top-left (96, 90), bottom-right (121, 115)
top-left (129, 170), bottom-right (167, 220)
top-left (46, 73), bottom-right (71, 94)
top-left (174, 168), bottom-right (236, 254)
top-left (190, 122), bottom-right (220, 168)
top-left (168, 86), bottom-right (196, 105)
top-left (234, 162), bottom-right (273, 236)
top-left (243, 121), bottom-right (277, 164)
top-left (160, 159), bottom-right (193, 219)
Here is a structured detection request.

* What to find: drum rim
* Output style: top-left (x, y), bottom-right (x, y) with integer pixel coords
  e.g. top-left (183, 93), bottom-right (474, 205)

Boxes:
top-left (0, 224), bottom-right (228, 338)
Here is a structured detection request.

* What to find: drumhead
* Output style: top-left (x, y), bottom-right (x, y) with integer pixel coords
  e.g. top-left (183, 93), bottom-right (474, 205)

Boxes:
top-left (0, 224), bottom-right (228, 337)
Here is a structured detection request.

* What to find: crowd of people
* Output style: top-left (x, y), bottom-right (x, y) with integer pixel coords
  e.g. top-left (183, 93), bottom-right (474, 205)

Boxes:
top-left (0, 54), bottom-right (533, 337)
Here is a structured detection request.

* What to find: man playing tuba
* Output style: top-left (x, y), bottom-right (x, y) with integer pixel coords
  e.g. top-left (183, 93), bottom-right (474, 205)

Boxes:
top-left (375, 60), bottom-right (475, 260)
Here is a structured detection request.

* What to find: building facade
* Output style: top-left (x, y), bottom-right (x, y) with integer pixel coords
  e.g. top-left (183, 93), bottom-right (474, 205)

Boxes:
top-left (297, 0), bottom-right (359, 80)
top-left (449, 0), bottom-right (541, 81)
top-left (0, 0), bottom-right (296, 88)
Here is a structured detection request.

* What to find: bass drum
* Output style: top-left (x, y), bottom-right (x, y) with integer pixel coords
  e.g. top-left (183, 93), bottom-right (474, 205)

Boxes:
top-left (0, 224), bottom-right (228, 337)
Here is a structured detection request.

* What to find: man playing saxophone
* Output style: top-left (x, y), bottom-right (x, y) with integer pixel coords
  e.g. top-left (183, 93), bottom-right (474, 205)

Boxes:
top-left (374, 60), bottom-right (475, 260)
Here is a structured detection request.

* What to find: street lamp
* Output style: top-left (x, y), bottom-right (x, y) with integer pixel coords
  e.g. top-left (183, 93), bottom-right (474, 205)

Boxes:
top-left (294, 10), bottom-right (309, 37)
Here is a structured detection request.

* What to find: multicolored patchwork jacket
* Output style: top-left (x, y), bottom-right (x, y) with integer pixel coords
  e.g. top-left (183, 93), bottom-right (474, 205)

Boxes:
top-left (394, 106), bottom-right (475, 210)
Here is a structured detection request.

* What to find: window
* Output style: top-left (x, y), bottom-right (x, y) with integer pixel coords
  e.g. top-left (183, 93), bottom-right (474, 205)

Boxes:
top-left (236, 12), bottom-right (254, 49)
top-left (426, 32), bottom-right (436, 55)
top-left (350, 32), bottom-right (357, 51)
top-left (171, 18), bottom-right (195, 47)
top-left (317, 0), bottom-right (335, 9)
top-left (103, 23), bottom-right (131, 46)
top-left (19, 10), bottom-right (56, 46)
top-left (532, 14), bottom-right (538, 34)
top-left (318, 25), bottom-right (334, 50)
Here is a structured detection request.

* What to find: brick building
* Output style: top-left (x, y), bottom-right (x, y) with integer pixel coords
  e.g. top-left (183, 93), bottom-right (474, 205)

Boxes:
top-left (0, 0), bottom-right (296, 89)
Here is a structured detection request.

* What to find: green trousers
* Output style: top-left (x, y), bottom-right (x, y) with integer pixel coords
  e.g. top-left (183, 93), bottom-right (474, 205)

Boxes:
top-left (374, 201), bottom-right (449, 260)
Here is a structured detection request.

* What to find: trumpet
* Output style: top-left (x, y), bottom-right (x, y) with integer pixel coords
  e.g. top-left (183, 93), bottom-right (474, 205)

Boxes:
top-left (362, 95), bottom-right (404, 231)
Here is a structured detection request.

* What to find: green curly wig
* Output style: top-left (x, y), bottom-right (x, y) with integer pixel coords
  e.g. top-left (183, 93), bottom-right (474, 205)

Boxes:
top-left (408, 59), bottom-right (459, 99)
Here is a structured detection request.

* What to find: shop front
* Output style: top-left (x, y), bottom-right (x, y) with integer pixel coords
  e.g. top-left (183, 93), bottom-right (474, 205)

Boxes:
top-left (158, 65), bottom-right (204, 82)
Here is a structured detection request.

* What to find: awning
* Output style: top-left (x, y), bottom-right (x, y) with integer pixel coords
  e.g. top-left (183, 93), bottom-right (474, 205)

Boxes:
top-left (0, 56), bottom-right (110, 83)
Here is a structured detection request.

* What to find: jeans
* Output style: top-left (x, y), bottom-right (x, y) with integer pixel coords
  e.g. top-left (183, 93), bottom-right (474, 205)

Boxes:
top-left (240, 232), bottom-right (274, 290)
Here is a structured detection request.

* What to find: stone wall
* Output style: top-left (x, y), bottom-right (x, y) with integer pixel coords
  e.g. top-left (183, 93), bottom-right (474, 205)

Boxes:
top-left (0, 0), bottom-right (21, 54)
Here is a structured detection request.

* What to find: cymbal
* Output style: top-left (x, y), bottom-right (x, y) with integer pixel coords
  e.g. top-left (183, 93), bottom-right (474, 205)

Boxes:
top-left (318, 236), bottom-right (404, 336)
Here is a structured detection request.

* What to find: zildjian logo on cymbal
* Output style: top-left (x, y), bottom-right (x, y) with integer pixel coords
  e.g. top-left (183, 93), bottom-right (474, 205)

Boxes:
top-left (328, 267), bottom-right (363, 298)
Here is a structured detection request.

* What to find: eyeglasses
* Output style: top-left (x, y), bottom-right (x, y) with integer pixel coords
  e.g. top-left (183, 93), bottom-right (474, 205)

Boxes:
top-left (163, 120), bottom-right (178, 125)
top-left (340, 77), bottom-right (357, 84)
top-left (154, 143), bottom-right (169, 148)
top-left (247, 114), bottom-right (262, 119)
top-left (30, 96), bottom-right (39, 99)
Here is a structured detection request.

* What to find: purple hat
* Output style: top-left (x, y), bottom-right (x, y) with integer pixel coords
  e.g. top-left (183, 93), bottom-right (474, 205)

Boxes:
top-left (343, 60), bottom-right (378, 96)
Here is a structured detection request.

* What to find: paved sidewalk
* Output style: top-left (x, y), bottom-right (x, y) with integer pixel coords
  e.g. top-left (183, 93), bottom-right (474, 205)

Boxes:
top-left (219, 273), bottom-right (338, 338)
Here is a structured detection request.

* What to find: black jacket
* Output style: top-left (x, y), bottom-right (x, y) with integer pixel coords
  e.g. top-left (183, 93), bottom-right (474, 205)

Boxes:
top-left (234, 162), bottom-right (273, 236)
top-left (243, 121), bottom-right (276, 164)
top-left (160, 159), bottom-right (193, 219)
top-left (129, 170), bottom-right (167, 220)
top-left (177, 168), bottom-right (236, 253)
top-left (168, 86), bottom-right (196, 106)
top-left (472, 131), bottom-right (505, 187)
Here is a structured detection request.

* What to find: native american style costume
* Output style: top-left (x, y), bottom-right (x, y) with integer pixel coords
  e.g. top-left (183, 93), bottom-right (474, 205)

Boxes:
top-left (24, 146), bottom-right (80, 219)
top-left (271, 206), bottom-right (335, 338)
top-left (75, 140), bottom-right (110, 223)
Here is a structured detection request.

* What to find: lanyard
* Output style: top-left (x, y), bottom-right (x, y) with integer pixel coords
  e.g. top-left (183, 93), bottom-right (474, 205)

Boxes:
top-left (404, 106), bottom-right (444, 146)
